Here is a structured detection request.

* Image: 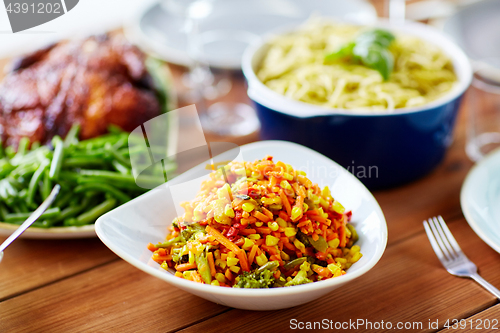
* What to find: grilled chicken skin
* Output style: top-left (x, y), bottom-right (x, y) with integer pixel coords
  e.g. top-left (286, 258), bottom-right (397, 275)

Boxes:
top-left (0, 34), bottom-right (161, 147)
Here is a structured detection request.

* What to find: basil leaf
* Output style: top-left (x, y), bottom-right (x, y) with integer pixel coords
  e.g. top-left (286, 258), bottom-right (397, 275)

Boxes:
top-left (324, 29), bottom-right (395, 80)
top-left (353, 43), bottom-right (394, 81)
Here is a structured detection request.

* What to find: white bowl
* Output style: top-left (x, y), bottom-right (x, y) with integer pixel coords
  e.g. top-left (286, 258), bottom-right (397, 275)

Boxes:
top-left (95, 141), bottom-right (387, 310)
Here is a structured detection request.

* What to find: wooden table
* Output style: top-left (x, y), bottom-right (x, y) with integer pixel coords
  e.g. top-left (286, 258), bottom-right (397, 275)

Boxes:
top-left (2, 13), bottom-right (500, 333)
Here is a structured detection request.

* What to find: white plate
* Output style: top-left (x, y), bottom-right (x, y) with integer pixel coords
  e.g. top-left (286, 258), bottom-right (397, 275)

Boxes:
top-left (0, 223), bottom-right (96, 239)
top-left (461, 148), bottom-right (500, 254)
top-left (96, 141), bottom-right (387, 310)
top-left (126, 0), bottom-right (377, 70)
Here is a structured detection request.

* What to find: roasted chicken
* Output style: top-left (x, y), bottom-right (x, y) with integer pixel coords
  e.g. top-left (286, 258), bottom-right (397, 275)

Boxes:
top-left (0, 34), bottom-right (162, 148)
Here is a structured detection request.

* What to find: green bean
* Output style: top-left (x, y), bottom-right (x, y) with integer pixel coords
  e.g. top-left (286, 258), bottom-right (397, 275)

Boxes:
top-left (195, 253), bottom-right (212, 284)
top-left (74, 183), bottom-right (131, 203)
top-left (257, 260), bottom-right (279, 273)
top-left (16, 137), bottom-right (30, 156)
top-left (50, 197), bottom-right (91, 224)
top-left (64, 124), bottom-right (80, 147)
top-left (49, 139), bottom-right (65, 180)
top-left (283, 257), bottom-right (307, 270)
top-left (31, 142), bottom-right (40, 150)
top-left (0, 203), bottom-right (9, 220)
top-left (27, 160), bottom-right (49, 206)
top-left (62, 157), bottom-right (106, 168)
top-left (4, 207), bottom-right (61, 223)
top-left (105, 142), bottom-right (131, 167)
top-left (5, 146), bottom-right (15, 159)
top-left (64, 198), bottom-right (116, 226)
top-left (111, 160), bottom-right (130, 175)
top-left (41, 170), bottom-right (52, 200)
top-left (69, 148), bottom-right (107, 159)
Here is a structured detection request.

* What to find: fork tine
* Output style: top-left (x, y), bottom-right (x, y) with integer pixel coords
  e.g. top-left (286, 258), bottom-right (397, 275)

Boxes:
top-left (427, 217), bottom-right (452, 261)
top-left (432, 216), bottom-right (458, 260)
top-left (437, 216), bottom-right (466, 258)
top-left (423, 219), bottom-right (447, 262)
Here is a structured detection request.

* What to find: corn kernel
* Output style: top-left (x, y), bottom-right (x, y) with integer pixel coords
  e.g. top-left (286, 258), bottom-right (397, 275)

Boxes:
top-left (302, 203), bottom-right (308, 212)
top-left (214, 250), bottom-right (221, 259)
top-left (351, 252), bottom-right (363, 262)
top-left (328, 238), bottom-right (340, 249)
top-left (266, 235), bottom-right (279, 246)
top-left (211, 280), bottom-right (220, 286)
top-left (256, 253), bottom-right (268, 266)
top-left (183, 271), bottom-right (193, 280)
top-left (224, 204), bottom-right (235, 218)
top-left (229, 266), bottom-right (241, 274)
top-left (227, 257), bottom-right (239, 267)
top-left (255, 221), bottom-right (263, 227)
top-left (291, 206), bottom-right (302, 221)
top-left (242, 238), bottom-right (254, 250)
top-left (351, 245), bottom-right (360, 253)
top-left (268, 221), bottom-right (279, 231)
top-left (227, 251), bottom-right (235, 259)
top-left (298, 170), bottom-right (306, 176)
top-left (294, 239), bottom-right (305, 252)
top-left (242, 203), bottom-right (255, 212)
top-left (280, 180), bottom-right (292, 191)
top-left (221, 253), bottom-right (228, 261)
top-left (276, 218), bottom-right (287, 228)
top-left (215, 259), bottom-right (227, 269)
top-left (327, 263), bottom-right (342, 277)
top-left (335, 258), bottom-right (347, 264)
top-left (248, 234), bottom-right (261, 240)
top-left (175, 271), bottom-right (184, 278)
top-left (284, 227), bottom-right (297, 237)
top-left (281, 251), bottom-right (290, 261)
top-left (282, 172), bottom-right (293, 181)
top-left (215, 272), bottom-right (226, 283)
top-left (332, 200), bottom-right (345, 214)
top-left (161, 262), bottom-right (169, 270)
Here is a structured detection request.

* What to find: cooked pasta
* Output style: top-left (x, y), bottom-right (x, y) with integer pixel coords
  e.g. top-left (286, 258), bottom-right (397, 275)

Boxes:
top-left (257, 20), bottom-right (457, 111)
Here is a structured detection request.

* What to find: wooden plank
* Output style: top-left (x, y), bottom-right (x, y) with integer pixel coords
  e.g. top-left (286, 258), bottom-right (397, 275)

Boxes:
top-left (0, 260), bottom-right (229, 332)
top-left (439, 304), bottom-right (500, 332)
top-left (0, 237), bottom-right (117, 301)
top-left (178, 219), bottom-right (500, 333)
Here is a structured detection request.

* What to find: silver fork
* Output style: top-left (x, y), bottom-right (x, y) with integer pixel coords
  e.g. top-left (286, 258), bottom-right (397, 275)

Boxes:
top-left (423, 216), bottom-right (500, 299)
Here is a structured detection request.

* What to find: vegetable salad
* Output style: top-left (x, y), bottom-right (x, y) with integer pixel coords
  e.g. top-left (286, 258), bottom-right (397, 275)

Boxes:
top-left (148, 156), bottom-right (362, 288)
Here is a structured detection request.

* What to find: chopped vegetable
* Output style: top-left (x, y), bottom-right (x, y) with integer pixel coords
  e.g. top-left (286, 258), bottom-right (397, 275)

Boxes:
top-left (149, 156), bottom-right (361, 288)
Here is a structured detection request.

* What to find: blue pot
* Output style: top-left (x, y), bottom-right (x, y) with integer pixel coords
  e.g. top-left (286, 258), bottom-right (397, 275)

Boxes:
top-left (243, 20), bottom-right (472, 189)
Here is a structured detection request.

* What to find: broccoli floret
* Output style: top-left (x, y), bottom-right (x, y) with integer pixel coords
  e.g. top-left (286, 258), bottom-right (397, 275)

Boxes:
top-left (233, 261), bottom-right (279, 289)
top-left (285, 262), bottom-right (313, 287)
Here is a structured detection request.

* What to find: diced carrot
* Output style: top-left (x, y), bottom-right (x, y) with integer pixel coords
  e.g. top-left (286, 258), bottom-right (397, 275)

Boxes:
top-left (262, 207), bottom-right (274, 220)
top-left (237, 250), bottom-right (250, 272)
top-left (207, 252), bottom-right (216, 277)
top-left (152, 254), bottom-right (172, 263)
top-left (176, 262), bottom-right (197, 272)
top-left (240, 228), bottom-right (257, 235)
top-left (225, 268), bottom-right (234, 282)
top-left (280, 237), bottom-right (289, 243)
top-left (297, 175), bottom-right (313, 189)
top-left (273, 270), bottom-right (281, 279)
top-left (234, 238), bottom-right (244, 247)
top-left (261, 244), bottom-right (278, 256)
top-left (339, 225), bottom-right (347, 248)
top-left (312, 233), bottom-right (319, 241)
top-left (241, 217), bottom-right (257, 225)
top-left (254, 211), bottom-right (270, 222)
top-left (255, 239), bottom-right (265, 247)
top-left (192, 271), bottom-right (204, 283)
top-left (271, 231), bottom-right (281, 238)
top-left (270, 176), bottom-right (278, 187)
top-left (279, 189), bottom-right (292, 217)
top-left (248, 245), bottom-right (258, 265)
top-left (256, 227), bottom-right (272, 234)
top-left (279, 211), bottom-right (289, 222)
top-left (206, 225), bottom-right (240, 253)
top-left (309, 214), bottom-right (328, 224)
top-left (284, 242), bottom-right (296, 251)
top-left (313, 265), bottom-right (332, 278)
top-left (147, 243), bottom-right (157, 252)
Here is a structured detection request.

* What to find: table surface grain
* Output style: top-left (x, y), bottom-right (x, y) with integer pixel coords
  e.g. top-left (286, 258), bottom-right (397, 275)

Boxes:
top-left (1, 5), bottom-right (500, 332)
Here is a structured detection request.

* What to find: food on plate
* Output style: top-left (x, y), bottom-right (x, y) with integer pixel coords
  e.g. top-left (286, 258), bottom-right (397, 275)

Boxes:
top-left (0, 124), bottom-right (175, 228)
top-left (0, 34), bottom-right (163, 148)
top-left (257, 20), bottom-right (457, 111)
top-left (148, 156), bottom-right (361, 288)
